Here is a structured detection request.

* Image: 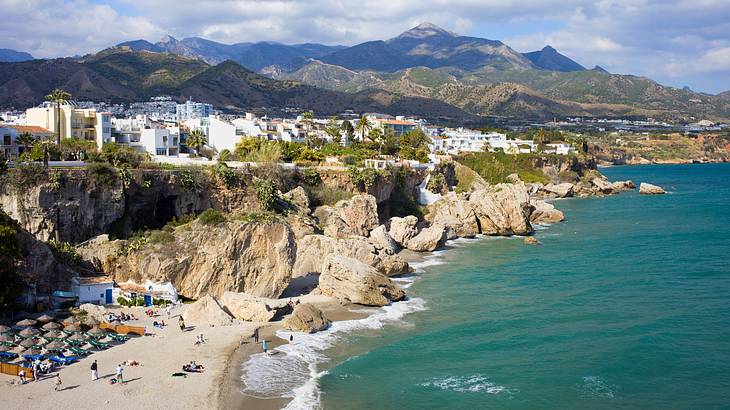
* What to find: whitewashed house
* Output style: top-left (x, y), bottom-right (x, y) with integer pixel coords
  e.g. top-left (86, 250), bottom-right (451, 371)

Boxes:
top-left (71, 276), bottom-right (115, 305)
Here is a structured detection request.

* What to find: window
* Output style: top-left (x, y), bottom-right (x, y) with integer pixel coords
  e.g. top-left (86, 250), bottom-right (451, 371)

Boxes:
top-left (156, 148), bottom-right (167, 156)
top-left (100, 293), bottom-right (104, 298)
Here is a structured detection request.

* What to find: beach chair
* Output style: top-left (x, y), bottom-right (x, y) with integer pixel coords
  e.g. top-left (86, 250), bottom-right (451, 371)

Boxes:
top-left (0, 351), bottom-right (19, 361)
top-left (49, 355), bottom-right (78, 366)
top-left (108, 333), bottom-right (130, 342)
top-left (88, 340), bottom-right (110, 349)
top-left (68, 346), bottom-right (91, 356)
top-left (22, 353), bottom-right (45, 362)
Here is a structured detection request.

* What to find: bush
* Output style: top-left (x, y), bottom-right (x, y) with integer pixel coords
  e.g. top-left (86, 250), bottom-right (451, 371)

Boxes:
top-left (347, 166), bottom-right (379, 191)
top-left (47, 239), bottom-right (83, 266)
top-left (148, 230), bottom-right (175, 244)
top-left (234, 212), bottom-right (282, 224)
top-left (98, 143), bottom-right (143, 168)
top-left (456, 152), bottom-right (549, 185)
top-left (301, 168), bottom-right (321, 186)
top-left (165, 214), bottom-right (196, 229)
top-left (253, 179), bottom-right (279, 211)
top-left (306, 185), bottom-right (353, 207)
top-left (178, 170), bottom-right (199, 190)
top-left (427, 172), bottom-right (446, 194)
top-left (211, 163), bottom-right (238, 188)
top-left (198, 208), bottom-right (225, 226)
top-left (5, 162), bottom-right (47, 193)
top-left (87, 162), bottom-right (117, 187)
top-left (117, 296), bottom-right (129, 306)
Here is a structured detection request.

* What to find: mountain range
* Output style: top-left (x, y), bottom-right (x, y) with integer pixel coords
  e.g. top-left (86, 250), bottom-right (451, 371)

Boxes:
top-left (0, 48), bottom-right (34, 62)
top-left (1, 23), bottom-right (729, 121)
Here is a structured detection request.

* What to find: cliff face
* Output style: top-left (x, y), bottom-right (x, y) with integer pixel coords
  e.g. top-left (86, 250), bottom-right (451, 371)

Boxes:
top-left (0, 169), bottom-right (258, 244)
top-left (94, 220), bottom-right (296, 299)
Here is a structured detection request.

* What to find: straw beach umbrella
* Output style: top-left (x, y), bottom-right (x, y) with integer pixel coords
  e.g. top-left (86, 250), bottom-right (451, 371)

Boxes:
top-left (64, 324), bottom-right (81, 332)
top-left (36, 314), bottom-right (55, 323)
top-left (42, 322), bottom-right (62, 331)
top-left (62, 317), bottom-right (80, 325)
top-left (19, 328), bottom-right (40, 337)
top-left (67, 333), bottom-right (87, 342)
top-left (0, 334), bottom-right (13, 343)
top-left (44, 330), bottom-right (64, 339)
top-left (19, 339), bottom-right (36, 348)
top-left (0, 325), bottom-right (11, 333)
top-left (45, 341), bottom-right (65, 351)
top-left (24, 348), bottom-right (42, 356)
top-left (83, 317), bottom-right (100, 327)
top-left (0, 345), bottom-right (11, 352)
top-left (11, 345), bottom-right (26, 354)
top-left (16, 318), bottom-right (37, 327)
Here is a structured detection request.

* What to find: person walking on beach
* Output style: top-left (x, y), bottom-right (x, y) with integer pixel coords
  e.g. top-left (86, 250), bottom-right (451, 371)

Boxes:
top-left (166, 305), bottom-right (171, 318)
top-left (54, 374), bottom-right (62, 391)
top-left (116, 364), bottom-right (124, 384)
top-left (253, 328), bottom-right (259, 343)
top-left (91, 360), bottom-right (98, 381)
top-left (262, 339), bottom-right (268, 353)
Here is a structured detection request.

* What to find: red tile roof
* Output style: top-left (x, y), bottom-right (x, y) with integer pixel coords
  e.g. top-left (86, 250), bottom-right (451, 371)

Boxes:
top-left (8, 125), bottom-right (52, 134)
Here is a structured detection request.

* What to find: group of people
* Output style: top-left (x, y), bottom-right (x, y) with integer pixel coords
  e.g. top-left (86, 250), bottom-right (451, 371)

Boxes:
top-left (182, 361), bottom-right (205, 373)
top-left (194, 334), bottom-right (206, 345)
top-left (107, 312), bottom-right (136, 322)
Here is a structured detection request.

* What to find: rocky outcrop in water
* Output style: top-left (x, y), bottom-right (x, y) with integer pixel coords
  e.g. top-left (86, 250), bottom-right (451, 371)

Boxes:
top-left (425, 193), bottom-right (480, 239)
top-left (294, 234), bottom-right (409, 278)
top-left (639, 183), bottom-right (666, 195)
top-left (282, 303), bottom-right (330, 333)
top-left (100, 220), bottom-right (296, 299)
top-left (318, 254), bottom-right (405, 306)
top-left (469, 184), bottom-right (533, 235)
top-left (406, 224), bottom-right (447, 252)
top-left (530, 199), bottom-right (565, 224)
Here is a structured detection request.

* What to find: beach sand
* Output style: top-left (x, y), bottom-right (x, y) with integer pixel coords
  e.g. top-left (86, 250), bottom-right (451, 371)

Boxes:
top-left (0, 305), bottom-right (258, 410)
top-left (2, 296), bottom-right (371, 410)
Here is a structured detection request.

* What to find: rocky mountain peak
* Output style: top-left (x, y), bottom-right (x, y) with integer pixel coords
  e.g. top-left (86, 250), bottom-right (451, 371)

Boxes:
top-left (396, 22), bottom-right (456, 39)
top-left (158, 35), bottom-right (179, 45)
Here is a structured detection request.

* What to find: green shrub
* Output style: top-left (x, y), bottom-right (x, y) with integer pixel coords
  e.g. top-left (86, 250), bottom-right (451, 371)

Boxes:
top-left (47, 239), bottom-right (83, 266)
top-left (87, 162), bottom-right (117, 187)
top-left (427, 172), bottom-right (446, 194)
top-left (178, 170), bottom-right (199, 190)
top-left (235, 212), bottom-right (282, 224)
top-left (165, 214), bottom-right (196, 229)
top-left (98, 143), bottom-right (143, 168)
top-left (347, 166), bottom-right (379, 191)
top-left (253, 179), bottom-right (279, 211)
top-left (117, 296), bottom-right (129, 306)
top-left (305, 185), bottom-right (353, 207)
top-left (148, 230), bottom-right (175, 244)
top-left (198, 209), bottom-right (225, 226)
top-left (456, 152), bottom-right (549, 185)
top-left (211, 163), bottom-right (238, 188)
top-left (5, 162), bottom-right (47, 193)
top-left (301, 168), bottom-right (321, 186)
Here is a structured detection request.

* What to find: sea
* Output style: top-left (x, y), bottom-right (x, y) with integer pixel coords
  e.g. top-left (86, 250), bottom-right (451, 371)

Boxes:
top-left (240, 163), bottom-right (730, 409)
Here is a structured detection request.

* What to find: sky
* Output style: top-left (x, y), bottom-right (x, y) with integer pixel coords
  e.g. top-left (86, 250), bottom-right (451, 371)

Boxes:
top-left (1, 0), bottom-right (729, 94)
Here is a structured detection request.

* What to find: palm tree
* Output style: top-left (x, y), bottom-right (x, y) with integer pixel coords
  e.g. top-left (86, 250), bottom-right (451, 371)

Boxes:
top-left (15, 132), bottom-right (36, 154)
top-left (185, 129), bottom-right (207, 156)
top-left (301, 111), bottom-right (314, 148)
top-left (355, 115), bottom-right (371, 142)
top-left (44, 89), bottom-right (71, 148)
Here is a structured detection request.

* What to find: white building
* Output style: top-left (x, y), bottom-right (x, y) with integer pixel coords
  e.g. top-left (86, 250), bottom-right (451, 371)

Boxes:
top-left (112, 116), bottom-right (179, 156)
top-left (25, 103), bottom-right (111, 149)
top-left (184, 116), bottom-right (238, 153)
top-left (71, 276), bottom-right (115, 305)
top-left (176, 100), bottom-right (213, 121)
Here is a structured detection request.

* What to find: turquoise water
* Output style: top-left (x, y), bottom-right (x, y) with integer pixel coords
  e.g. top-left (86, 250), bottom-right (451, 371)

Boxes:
top-left (318, 164), bottom-right (730, 409)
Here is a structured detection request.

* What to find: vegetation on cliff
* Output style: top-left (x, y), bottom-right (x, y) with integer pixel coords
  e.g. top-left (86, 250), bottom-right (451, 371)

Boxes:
top-left (0, 211), bottom-right (21, 313)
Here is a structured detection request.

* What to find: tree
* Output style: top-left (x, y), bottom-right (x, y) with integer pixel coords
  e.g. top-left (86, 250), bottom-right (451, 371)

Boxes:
top-left (44, 88), bottom-right (71, 148)
top-left (61, 137), bottom-right (96, 160)
top-left (186, 129), bottom-right (207, 156)
top-left (325, 116), bottom-right (342, 145)
top-left (340, 120), bottom-right (355, 143)
top-left (369, 128), bottom-right (385, 155)
top-left (398, 129), bottom-right (432, 162)
top-left (15, 132), bottom-right (36, 154)
top-left (301, 111), bottom-right (314, 148)
top-left (355, 115), bottom-right (371, 142)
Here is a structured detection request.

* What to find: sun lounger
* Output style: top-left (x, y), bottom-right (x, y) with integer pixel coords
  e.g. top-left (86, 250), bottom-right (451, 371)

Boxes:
top-left (49, 355), bottom-right (78, 366)
top-left (0, 351), bottom-right (19, 360)
top-left (88, 340), bottom-right (110, 349)
top-left (108, 333), bottom-right (130, 342)
top-left (68, 347), bottom-right (91, 356)
top-left (22, 353), bottom-right (45, 362)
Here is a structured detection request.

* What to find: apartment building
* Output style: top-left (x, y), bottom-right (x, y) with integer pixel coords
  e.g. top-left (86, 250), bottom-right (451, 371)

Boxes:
top-left (176, 100), bottom-right (213, 121)
top-left (25, 103), bottom-right (111, 148)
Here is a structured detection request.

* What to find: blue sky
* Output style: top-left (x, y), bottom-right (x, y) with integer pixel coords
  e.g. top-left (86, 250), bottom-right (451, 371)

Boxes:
top-left (1, 0), bottom-right (729, 94)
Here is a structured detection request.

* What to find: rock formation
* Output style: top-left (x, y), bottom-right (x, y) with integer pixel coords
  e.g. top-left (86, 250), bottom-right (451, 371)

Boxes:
top-left (530, 199), bottom-right (565, 224)
top-left (426, 193), bottom-right (480, 238)
top-left (220, 292), bottom-right (289, 322)
top-left (541, 182), bottom-right (574, 198)
top-left (386, 216), bottom-right (419, 247)
top-left (406, 224), bottom-right (447, 252)
top-left (639, 183), bottom-right (666, 195)
top-left (282, 303), bottom-right (330, 333)
top-left (314, 194), bottom-right (379, 238)
top-left (318, 255), bottom-right (405, 306)
top-left (182, 294), bottom-right (234, 326)
top-left (102, 220), bottom-right (296, 299)
top-left (469, 184), bottom-right (533, 235)
top-left (294, 234), bottom-right (409, 278)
